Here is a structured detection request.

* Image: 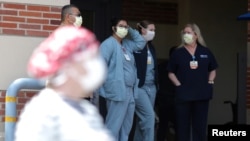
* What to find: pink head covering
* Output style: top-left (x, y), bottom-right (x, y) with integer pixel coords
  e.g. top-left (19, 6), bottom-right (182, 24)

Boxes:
top-left (27, 26), bottom-right (99, 79)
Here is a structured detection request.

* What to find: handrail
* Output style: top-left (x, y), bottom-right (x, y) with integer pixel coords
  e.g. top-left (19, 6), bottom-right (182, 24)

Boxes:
top-left (5, 78), bottom-right (45, 141)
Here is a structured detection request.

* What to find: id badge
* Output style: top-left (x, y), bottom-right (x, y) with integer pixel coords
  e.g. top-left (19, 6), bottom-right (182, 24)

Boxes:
top-left (190, 61), bottom-right (198, 69)
top-left (124, 54), bottom-right (131, 61)
top-left (147, 56), bottom-right (152, 64)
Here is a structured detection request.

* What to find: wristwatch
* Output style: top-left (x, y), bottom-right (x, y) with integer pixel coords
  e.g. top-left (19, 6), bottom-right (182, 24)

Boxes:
top-left (208, 80), bottom-right (214, 84)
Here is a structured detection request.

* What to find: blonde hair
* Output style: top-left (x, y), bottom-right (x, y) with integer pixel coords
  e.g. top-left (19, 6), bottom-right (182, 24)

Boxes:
top-left (178, 23), bottom-right (207, 47)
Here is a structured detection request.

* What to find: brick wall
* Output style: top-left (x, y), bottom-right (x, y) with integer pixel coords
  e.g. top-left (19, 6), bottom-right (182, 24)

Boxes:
top-left (0, 2), bottom-right (61, 121)
top-left (122, 0), bottom-right (178, 24)
top-left (0, 90), bottom-right (39, 122)
top-left (0, 2), bottom-right (61, 37)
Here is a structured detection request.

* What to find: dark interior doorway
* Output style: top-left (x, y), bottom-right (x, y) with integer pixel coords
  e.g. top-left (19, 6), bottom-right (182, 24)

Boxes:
top-left (80, 10), bottom-right (94, 32)
top-left (70, 0), bottom-right (122, 42)
top-left (71, 0), bottom-right (123, 120)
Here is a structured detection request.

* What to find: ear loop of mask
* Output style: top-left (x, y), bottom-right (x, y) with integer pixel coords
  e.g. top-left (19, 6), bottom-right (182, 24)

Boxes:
top-left (112, 26), bottom-right (117, 32)
top-left (137, 23), bottom-right (143, 29)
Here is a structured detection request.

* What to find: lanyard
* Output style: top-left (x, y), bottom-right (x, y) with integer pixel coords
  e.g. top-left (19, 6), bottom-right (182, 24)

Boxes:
top-left (122, 47), bottom-right (126, 53)
top-left (192, 55), bottom-right (196, 61)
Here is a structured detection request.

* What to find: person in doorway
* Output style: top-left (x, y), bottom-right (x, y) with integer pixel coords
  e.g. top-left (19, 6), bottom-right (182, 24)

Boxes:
top-left (132, 20), bottom-right (158, 141)
top-left (60, 4), bottom-right (83, 27)
top-left (14, 26), bottom-right (114, 141)
top-left (167, 23), bottom-right (218, 141)
top-left (156, 46), bottom-right (177, 141)
top-left (98, 17), bottom-right (146, 141)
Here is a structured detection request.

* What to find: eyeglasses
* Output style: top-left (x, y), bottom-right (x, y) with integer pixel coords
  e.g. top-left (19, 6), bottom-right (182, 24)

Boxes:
top-left (117, 25), bottom-right (129, 29)
top-left (69, 13), bottom-right (81, 17)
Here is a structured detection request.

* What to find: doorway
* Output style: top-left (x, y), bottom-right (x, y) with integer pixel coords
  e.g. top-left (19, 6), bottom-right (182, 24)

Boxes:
top-left (70, 0), bottom-right (122, 42)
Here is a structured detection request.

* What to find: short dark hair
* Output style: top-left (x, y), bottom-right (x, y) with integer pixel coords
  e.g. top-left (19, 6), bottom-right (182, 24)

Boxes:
top-left (110, 17), bottom-right (127, 33)
top-left (61, 4), bottom-right (78, 22)
top-left (110, 17), bottom-right (127, 27)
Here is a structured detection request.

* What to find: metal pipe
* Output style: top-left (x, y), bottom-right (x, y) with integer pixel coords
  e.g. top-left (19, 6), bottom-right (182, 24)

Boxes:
top-left (5, 78), bottom-right (45, 141)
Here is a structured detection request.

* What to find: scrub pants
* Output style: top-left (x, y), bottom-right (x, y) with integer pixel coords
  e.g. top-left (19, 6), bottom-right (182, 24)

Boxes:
top-left (105, 87), bottom-right (135, 141)
top-left (175, 100), bottom-right (209, 141)
top-left (133, 84), bottom-right (157, 141)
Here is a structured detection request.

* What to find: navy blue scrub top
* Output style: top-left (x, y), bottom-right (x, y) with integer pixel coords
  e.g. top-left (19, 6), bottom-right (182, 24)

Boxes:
top-left (167, 45), bottom-right (218, 101)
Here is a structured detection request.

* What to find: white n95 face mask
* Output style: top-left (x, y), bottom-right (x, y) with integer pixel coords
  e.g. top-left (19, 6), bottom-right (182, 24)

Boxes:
top-left (74, 16), bottom-right (83, 27)
top-left (143, 30), bottom-right (155, 41)
top-left (115, 27), bottom-right (128, 38)
top-left (183, 33), bottom-right (194, 44)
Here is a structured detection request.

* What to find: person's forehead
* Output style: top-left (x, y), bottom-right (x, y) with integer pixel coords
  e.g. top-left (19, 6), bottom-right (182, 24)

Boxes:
top-left (184, 27), bottom-right (193, 32)
top-left (147, 24), bottom-right (155, 30)
top-left (118, 20), bottom-right (127, 25)
top-left (71, 7), bottom-right (80, 13)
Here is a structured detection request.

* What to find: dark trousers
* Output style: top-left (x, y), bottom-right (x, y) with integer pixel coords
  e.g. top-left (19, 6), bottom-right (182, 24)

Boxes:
top-left (156, 100), bottom-right (176, 141)
top-left (157, 103), bottom-right (176, 141)
top-left (175, 100), bottom-right (209, 141)
top-left (99, 96), bottom-right (107, 120)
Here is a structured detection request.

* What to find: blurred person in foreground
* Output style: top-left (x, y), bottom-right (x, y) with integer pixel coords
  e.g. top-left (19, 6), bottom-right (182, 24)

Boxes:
top-left (167, 23), bottom-right (218, 141)
top-left (14, 26), bottom-right (114, 141)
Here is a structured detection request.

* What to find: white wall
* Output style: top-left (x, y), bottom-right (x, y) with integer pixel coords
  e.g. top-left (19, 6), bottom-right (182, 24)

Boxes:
top-left (0, 36), bottom-right (45, 89)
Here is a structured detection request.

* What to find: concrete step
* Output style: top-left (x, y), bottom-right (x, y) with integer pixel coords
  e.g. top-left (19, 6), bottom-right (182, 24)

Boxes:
top-left (0, 122), bottom-right (4, 141)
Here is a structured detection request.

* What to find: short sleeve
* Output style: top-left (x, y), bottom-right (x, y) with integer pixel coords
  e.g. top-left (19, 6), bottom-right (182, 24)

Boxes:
top-left (208, 49), bottom-right (218, 71)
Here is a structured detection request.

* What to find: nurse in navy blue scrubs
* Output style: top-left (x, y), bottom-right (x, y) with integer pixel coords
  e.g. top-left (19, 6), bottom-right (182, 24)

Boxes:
top-left (167, 23), bottom-right (218, 141)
